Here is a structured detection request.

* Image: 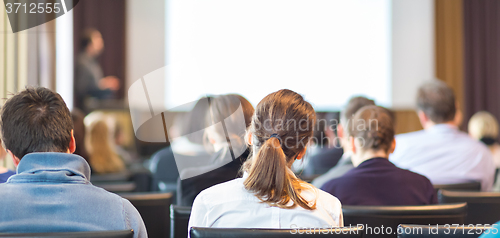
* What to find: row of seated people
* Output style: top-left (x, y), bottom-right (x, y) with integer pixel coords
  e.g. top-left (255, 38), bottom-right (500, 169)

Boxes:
top-left (151, 80), bottom-right (496, 208)
top-left (144, 81), bottom-right (498, 238)
top-left (0, 82), bottom-right (498, 237)
top-left (70, 110), bottom-right (153, 193)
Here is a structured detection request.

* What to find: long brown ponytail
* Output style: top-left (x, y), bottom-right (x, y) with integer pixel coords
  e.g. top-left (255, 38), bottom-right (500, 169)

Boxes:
top-left (243, 89), bottom-right (317, 210)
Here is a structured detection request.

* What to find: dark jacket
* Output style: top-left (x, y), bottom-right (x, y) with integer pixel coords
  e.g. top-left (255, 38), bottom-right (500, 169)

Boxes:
top-left (306, 147), bottom-right (344, 175)
top-left (178, 149), bottom-right (249, 206)
top-left (321, 157), bottom-right (437, 206)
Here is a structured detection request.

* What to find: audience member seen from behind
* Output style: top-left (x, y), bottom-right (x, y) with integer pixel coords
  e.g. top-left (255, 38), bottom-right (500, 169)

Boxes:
top-left (312, 96), bottom-right (375, 188)
top-left (0, 137), bottom-right (15, 183)
top-left (188, 89), bottom-right (343, 233)
top-left (303, 112), bottom-right (343, 176)
top-left (0, 87), bottom-right (146, 237)
top-left (178, 94), bottom-right (254, 206)
top-left (468, 111), bottom-right (500, 168)
top-left (87, 120), bottom-right (126, 174)
top-left (321, 106), bottom-right (437, 205)
top-left (390, 80), bottom-right (495, 191)
top-left (148, 96), bottom-right (214, 193)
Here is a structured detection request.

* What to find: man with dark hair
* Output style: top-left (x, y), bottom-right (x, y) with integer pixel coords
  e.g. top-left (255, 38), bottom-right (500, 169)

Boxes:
top-left (0, 87), bottom-right (146, 237)
top-left (312, 96), bottom-right (375, 188)
top-left (75, 28), bottom-right (119, 111)
top-left (321, 106), bottom-right (437, 205)
top-left (390, 80), bottom-right (495, 191)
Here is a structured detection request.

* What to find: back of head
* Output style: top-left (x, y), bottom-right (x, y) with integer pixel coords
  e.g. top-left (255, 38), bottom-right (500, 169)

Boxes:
top-left (417, 80), bottom-right (456, 124)
top-left (182, 96), bottom-right (214, 144)
top-left (80, 28), bottom-right (99, 51)
top-left (1, 87), bottom-right (73, 159)
top-left (244, 89), bottom-right (316, 210)
top-left (227, 94), bottom-right (254, 128)
top-left (340, 96), bottom-right (376, 126)
top-left (205, 94), bottom-right (254, 146)
top-left (182, 95), bottom-right (254, 145)
top-left (348, 105), bottom-right (395, 154)
top-left (468, 111), bottom-right (499, 141)
top-left (88, 120), bottom-right (124, 174)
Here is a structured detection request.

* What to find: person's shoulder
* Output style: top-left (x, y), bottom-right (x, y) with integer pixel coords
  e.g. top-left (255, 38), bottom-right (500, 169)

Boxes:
top-left (119, 197), bottom-right (147, 238)
top-left (120, 197), bottom-right (140, 215)
top-left (455, 131), bottom-right (492, 154)
top-left (196, 178), bottom-right (245, 200)
top-left (154, 146), bottom-right (173, 157)
top-left (316, 187), bottom-right (341, 204)
top-left (394, 166), bottom-right (434, 187)
top-left (468, 135), bottom-right (491, 151)
top-left (320, 176), bottom-right (345, 192)
top-left (88, 184), bottom-right (128, 200)
top-left (309, 186), bottom-right (342, 214)
top-left (398, 166), bottom-right (431, 180)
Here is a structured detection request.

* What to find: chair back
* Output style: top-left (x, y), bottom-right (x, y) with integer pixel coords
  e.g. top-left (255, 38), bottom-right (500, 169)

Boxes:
top-left (343, 203), bottom-right (467, 238)
top-left (170, 205), bottom-right (192, 238)
top-left (90, 172), bottom-right (132, 183)
top-left (149, 147), bottom-right (179, 190)
top-left (433, 182), bottom-right (481, 194)
top-left (94, 182), bottom-right (137, 193)
top-left (128, 164), bottom-right (153, 192)
top-left (438, 190), bottom-right (500, 224)
top-left (0, 230), bottom-right (133, 238)
top-left (121, 192), bottom-right (173, 238)
top-left (190, 226), bottom-right (364, 238)
top-left (397, 224), bottom-right (495, 238)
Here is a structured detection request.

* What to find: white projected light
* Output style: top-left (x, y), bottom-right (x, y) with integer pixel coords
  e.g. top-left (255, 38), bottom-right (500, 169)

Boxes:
top-left (165, 0), bottom-right (391, 110)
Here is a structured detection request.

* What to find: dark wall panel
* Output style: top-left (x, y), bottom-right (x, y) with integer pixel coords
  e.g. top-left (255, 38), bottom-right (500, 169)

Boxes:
top-left (73, 0), bottom-right (126, 105)
top-left (463, 0), bottom-right (500, 134)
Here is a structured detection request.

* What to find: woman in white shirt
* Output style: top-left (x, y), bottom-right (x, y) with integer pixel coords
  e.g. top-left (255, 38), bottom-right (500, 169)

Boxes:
top-left (188, 89), bottom-right (343, 234)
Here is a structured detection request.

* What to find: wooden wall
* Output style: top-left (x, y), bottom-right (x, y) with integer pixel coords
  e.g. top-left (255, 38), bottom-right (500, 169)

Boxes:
top-left (394, 110), bottom-right (423, 135)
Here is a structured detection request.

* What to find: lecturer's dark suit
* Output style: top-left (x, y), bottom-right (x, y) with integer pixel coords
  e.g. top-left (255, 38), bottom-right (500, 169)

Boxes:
top-left (74, 53), bottom-right (112, 110)
top-left (321, 157), bottom-right (437, 206)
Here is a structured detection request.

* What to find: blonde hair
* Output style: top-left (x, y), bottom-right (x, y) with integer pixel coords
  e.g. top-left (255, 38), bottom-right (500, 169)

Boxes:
top-left (87, 120), bottom-right (125, 174)
top-left (468, 111), bottom-right (499, 141)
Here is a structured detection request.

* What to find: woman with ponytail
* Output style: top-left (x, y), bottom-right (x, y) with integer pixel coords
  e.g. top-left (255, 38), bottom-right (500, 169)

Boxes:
top-left (188, 89), bottom-right (343, 232)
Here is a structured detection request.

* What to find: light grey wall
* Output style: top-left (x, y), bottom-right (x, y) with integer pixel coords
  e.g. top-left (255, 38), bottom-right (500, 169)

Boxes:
top-left (125, 0), bottom-right (166, 98)
top-left (391, 0), bottom-right (435, 109)
top-left (125, 0), bottom-right (435, 110)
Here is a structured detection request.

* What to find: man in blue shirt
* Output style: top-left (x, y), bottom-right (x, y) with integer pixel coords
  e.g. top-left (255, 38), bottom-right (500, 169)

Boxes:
top-left (389, 80), bottom-right (495, 191)
top-left (321, 106), bottom-right (437, 205)
top-left (0, 87), bottom-right (146, 237)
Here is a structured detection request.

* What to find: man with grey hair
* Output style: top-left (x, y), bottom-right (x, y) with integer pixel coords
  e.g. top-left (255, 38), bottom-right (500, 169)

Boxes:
top-left (312, 96), bottom-right (375, 188)
top-left (390, 80), bottom-right (495, 191)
